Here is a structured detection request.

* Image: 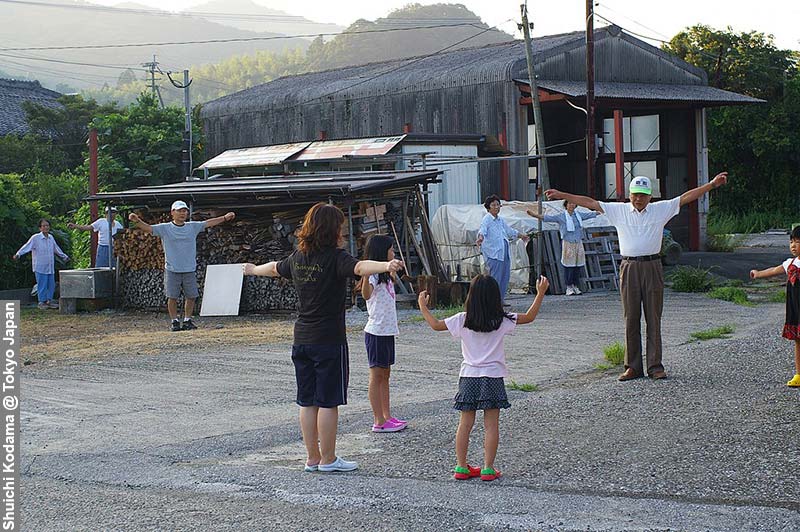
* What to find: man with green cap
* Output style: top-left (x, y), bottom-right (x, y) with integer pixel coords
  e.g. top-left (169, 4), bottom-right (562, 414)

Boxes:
top-left (546, 172), bottom-right (728, 381)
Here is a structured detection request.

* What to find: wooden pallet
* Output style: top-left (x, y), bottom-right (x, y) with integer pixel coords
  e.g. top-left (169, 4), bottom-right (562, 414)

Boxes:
top-left (530, 226), bottom-right (621, 295)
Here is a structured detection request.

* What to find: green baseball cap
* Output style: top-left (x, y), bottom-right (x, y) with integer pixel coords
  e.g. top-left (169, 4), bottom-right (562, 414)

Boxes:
top-left (629, 176), bottom-right (652, 195)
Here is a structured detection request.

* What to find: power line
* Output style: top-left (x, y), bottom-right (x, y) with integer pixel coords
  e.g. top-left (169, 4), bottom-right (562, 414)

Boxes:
top-left (0, 51), bottom-right (146, 71)
top-left (0, 22), bottom-right (490, 52)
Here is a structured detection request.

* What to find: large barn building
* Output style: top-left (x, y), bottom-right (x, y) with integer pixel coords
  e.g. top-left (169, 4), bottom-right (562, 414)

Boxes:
top-left (201, 25), bottom-right (760, 249)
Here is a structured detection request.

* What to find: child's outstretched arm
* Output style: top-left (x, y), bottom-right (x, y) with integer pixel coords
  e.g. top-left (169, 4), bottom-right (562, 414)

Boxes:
top-left (750, 265), bottom-right (785, 279)
top-left (243, 262), bottom-right (279, 277)
top-left (517, 276), bottom-right (549, 325)
top-left (417, 290), bottom-right (448, 331)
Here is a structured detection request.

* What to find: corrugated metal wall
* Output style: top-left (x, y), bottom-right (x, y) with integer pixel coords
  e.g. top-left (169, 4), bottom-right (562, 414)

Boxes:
top-left (400, 144), bottom-right (479, 215)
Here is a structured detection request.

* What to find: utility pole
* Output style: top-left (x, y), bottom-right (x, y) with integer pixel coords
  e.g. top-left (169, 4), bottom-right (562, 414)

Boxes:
top-left (520, 2), bottom-right (549, 282)
top-left (520, 2), bottom-right (550, 191)
top-left (586, 0), bottom-right (596, 197)
top-left (168, 69), bottom-right (194, 179)
top-left (141, 55), bottom-right (164, 108)
top-left (88, 129), bottom-right (98, 267)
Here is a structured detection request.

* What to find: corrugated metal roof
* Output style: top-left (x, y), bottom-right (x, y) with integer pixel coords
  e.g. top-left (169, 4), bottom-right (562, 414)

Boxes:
top-left (529, 80), bottom-right (764, 105)
top-left (291, 135), bottom-right (407, 161)
top-left (86, 170), bottom-right (442, 207)
top-left (199, 142), bottom-right (311, 170)
top-left (202, 30), bottom-right (589, 118)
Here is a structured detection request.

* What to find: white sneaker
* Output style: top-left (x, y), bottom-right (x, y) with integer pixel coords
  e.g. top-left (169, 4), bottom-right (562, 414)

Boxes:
top-left (572, 285), bottom-right (582, 295)
top-left (565, 286), bottom-right (575, 296)
top-left (318, 456), bottom-right (358, 472)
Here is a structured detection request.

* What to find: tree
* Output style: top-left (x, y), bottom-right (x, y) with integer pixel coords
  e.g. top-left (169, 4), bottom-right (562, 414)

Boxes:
top-left (23, 94), bottom-right (117, 169)
top-left (90, 92), bottom-right (202, 189)
top-left (664, 26), bottom-right (800, 223)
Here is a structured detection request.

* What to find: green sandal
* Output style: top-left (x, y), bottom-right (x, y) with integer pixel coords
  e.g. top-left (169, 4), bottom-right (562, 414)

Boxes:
top-left (453, 465), bottom-right (481, 480)
top-left (480, 467), bottom-right (502, 481)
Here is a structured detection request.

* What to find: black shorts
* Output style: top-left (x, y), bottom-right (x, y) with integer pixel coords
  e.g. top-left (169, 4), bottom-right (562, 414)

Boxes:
top-left (291, 344), bottom-right (349, 407)
top-left (364, 333), bottom-right (396, 368)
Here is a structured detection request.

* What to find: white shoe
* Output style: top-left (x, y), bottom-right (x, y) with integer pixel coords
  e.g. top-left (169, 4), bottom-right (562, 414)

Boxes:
top-left (572, 285), bottom-right (582, 295)
top-left (565, 286), bottom-right (575, 296)
top-left (318, 456), bottom-right (358, 472)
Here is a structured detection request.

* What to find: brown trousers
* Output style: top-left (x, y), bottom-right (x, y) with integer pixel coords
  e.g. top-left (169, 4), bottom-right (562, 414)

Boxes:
top-left (619, 259), bottom-right (665, 376)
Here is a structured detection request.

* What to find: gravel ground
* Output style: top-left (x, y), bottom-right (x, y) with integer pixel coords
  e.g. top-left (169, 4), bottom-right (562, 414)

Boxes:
top-left (21, 288), bottom-right (800, 531)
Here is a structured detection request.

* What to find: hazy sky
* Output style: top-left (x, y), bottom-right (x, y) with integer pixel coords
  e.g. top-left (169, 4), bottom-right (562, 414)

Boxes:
top-left (98, 0), bottom-right (800, 50)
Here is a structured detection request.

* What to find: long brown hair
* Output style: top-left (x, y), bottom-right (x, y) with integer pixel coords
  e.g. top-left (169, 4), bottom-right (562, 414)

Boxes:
top-left (296, 202), bottom-right (345, 254)
top-left (464, 274), bottom-right (514, 332)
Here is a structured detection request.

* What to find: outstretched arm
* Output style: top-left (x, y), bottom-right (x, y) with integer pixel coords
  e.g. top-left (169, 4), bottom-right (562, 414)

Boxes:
top-left (526, 209), bottom-right (545, 220)
top-left (244, 262), bottom-right (279, 277)
top-left (67, 222), bottom-right (93, 231)
top-left (354, 259), bottom-right (404, 277)
top-left (206, 212), bottom-right (236, 228)
top-left (750, 265), bottom-right (785, 280)
top-left (680, 172), bottom-right (727, 207)
top-left (128, 213), bottom-right (153, 234)
top-left (417, 290), bottom-right (448, 331)
top-left (545, 189), bottom-right (603, 213)
top-left (516, 276), bottom-right (549, 325)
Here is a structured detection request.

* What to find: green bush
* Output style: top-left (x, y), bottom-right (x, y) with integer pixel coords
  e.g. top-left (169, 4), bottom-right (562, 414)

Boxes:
top-left (603, 341), bottom-right (625, 366)
top-left (667, 266), bottom-right (715, 292)
top-left (0, 174), bottom-right (46, 290)
top-left (708, 286), bottom-right (752, 306)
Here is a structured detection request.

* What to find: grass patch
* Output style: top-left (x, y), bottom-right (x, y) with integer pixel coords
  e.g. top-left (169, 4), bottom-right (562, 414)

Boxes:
top-left (708, 286), bottom-right (753, 306)
top-left (769, 290), bottom-right (787, 303)
top-left (666, 266), bottom-right (714, 292)
top-left (708, 211), bottom-right (794, 234)
top-left (706, 233), bottom-right (745, 252)
top-left (506, 380), bottom-right (539, 392)
top-left (594, 362), bottom-right (614, 371)
top-left (690, 325), bottom-right (735, 341)
top-left (603, 341), bottom-right (625, 366)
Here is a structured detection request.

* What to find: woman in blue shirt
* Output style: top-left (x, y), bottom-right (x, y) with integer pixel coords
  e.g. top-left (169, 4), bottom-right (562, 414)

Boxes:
top-left (476, 195), bottom-right (529, 304)
top-left (527, 201), bottom-right (598, 295)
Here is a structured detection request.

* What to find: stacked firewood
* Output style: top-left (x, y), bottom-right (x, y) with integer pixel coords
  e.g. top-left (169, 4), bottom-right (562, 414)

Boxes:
top-left (114, 212), bottom-right (169, 270)
top-left (120, 269), bottom-right (165, 309)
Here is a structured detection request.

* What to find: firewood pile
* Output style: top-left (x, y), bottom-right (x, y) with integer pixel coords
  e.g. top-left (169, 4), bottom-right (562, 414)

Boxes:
top-left (115, 185), bottom-right (454, 311)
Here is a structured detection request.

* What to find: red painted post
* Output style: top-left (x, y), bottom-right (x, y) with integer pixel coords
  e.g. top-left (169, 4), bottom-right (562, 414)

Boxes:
top-left (614, 110), bottom-right (625, 200)
top-left (498, 126), bottom-right (509, 200)
top-left (89, 128), bottom-right (98, 267)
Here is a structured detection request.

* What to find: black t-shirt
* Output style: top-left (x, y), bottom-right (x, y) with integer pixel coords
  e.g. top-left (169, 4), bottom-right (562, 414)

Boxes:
top-left (277, 247), bottom-right (360, 345)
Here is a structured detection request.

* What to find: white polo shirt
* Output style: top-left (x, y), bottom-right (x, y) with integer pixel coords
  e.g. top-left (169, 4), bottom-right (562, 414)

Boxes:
top-left (598, 197), bottom-right (681, 257)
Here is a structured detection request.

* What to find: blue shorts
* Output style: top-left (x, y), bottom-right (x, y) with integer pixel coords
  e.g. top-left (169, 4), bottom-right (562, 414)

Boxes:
top-left (365, 333), bottom-right (396, 368)
top-left (291, 344), bottom-right (349, 407)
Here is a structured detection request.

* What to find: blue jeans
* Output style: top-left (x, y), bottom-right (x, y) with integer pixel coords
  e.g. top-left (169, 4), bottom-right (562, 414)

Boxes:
top-left (34, 272), bottom-right (55, 303)
top-left (95, 245), bottom-right (115, 268)
top-left (484, 242), bottom-right (511, 301)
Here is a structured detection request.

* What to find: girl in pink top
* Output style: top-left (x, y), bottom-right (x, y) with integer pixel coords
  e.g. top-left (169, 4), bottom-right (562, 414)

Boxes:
top-left (418, 273), bottom-right (549, 481)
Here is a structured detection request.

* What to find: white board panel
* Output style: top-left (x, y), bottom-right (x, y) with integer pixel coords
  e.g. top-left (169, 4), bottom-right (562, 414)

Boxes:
top-left (200, 264), bottom-right (244, 316)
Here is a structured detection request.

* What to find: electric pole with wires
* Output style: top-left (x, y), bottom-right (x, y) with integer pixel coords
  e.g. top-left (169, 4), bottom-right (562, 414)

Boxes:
top-left (167, 69), bottom-right (194, 179)
top-left (141, 55), bottom-right (164, 107)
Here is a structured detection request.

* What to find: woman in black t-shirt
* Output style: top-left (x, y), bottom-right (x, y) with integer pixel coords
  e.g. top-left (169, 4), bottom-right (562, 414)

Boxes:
top-left (244, 202), bottom-right (404, 473)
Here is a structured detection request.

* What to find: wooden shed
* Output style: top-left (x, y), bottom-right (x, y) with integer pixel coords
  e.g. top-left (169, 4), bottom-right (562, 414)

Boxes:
top-left (201, 25), bottom-right (761, 249)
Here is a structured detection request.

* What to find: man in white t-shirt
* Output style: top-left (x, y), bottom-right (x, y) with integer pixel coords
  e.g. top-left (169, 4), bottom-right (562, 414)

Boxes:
top-left (546, 172), bottom-right (728, 381)
top-left (68, 206), bottom-right (124, 268)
